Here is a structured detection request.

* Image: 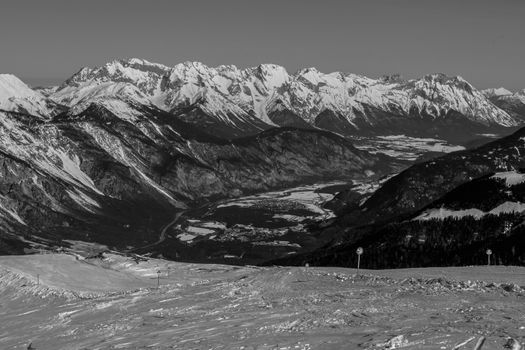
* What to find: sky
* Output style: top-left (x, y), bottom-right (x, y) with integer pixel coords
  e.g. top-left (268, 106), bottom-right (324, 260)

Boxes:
top-left (1, 0), bottom-right (524, 90)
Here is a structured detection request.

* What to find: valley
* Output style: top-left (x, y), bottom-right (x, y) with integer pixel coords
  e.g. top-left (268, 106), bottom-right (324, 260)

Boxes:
top-left (142, 181), bottom-right (353, 264)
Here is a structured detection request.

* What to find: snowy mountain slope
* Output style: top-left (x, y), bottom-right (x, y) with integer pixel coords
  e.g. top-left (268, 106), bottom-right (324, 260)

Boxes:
top-left (0, 108), bottom-right (191, 254)
top-left (277, 168), bottom-right (525, 269)
top-left (414, 170), bottom-right (525, 221)
top-left (0, 98), bottom-right (404, 255)
top-left (0, 74), bottom-right (59, 117)
top-left (49, 59), bottom-right (524, 140)
top-left (486, 89), bottom-right (525, 122)
top-left (481, 87), bottom-right (513, 99)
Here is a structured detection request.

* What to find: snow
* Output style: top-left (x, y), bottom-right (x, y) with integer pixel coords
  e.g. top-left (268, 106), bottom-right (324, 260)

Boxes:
top-left (132, 166), bottom-right (182, 206)
top-left (0, 253), bottom-right (153, 295)
top-left (199, 221), bottom-right (227, 229)
top-left (177, 233), bottom-right (196, 242)
top-left (66, 189), bottom-right (100, 213)
top-left (56, 82), bottom-right (153, 120)
top-left (0, 74), bottom-right (55, 117)
top-left (177, 226), bottom-right (217, 242)
top-left (481, 87), bottom-right (512, 98)
top-left (186, 226), bottom-right (215, 235)
top-left (491, 171), bottom-right (525, 187)
top-left (1, 253), bottom-right (525, 349)
top-left (33, 149), bottom-right (102, 195)
top-left (0, 196), bottom-right (26, 225)
top-left (0, 74), bottom-right (37, 99)
top-left (0, 111), bottom-right (103, 196)
top-left (272, 214), bottom-right (306, 222)
top-left (415, 207), bottom-right (485, 221)
top-left (54, 149), bottom-right (102, 194)
top-left (415, 201), bottom-right (525, 221)
top-left (489, 201), bottom-right (525, 215)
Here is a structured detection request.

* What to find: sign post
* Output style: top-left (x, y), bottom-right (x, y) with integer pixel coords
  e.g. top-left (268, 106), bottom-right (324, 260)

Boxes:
top-left (486, 249), bottom-right (492, 266)
top-left (356, 247), bottom-right (363, 275)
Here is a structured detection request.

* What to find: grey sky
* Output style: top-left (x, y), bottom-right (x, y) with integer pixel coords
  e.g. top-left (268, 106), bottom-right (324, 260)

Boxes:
top-left (1, 0), bottom-right (524, 90)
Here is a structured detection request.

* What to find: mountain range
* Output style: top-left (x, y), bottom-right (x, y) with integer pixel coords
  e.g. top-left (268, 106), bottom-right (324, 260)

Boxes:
top-left (1, 58), bottom-right (525, 266)
top-left (32, 58), bottom-right (523, 141)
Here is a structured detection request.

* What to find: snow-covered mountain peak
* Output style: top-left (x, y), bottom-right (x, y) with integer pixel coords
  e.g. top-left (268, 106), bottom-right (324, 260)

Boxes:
top-left (0, 74), bottom-right (40, 99)
top-left (100, 58), bottom-right (171, 77)
top-left (482, 87), bottom-right (513, 98)
top-left (249, 64), bottom-right (289, 88)
top-left (295, 67), bottom-right (327, 85)
top-left (415, 73), bottom-right (471, 89)
top-left (63, 82), bottom-right (155, 117)
top-left (62, 58), bottom-right (170, 90)
top-left (0, 74), bottom-right (57, 117)
top-left (120, 57), bottom-right (170, 70)
top-left (171, 61), bottom-right (211, 77)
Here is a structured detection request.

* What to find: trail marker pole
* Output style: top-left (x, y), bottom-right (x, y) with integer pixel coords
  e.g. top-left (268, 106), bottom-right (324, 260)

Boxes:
top-left (486, 249), bottom-right (492, 266)
top-left (156, 270), bottom-right (161, 289)
top-left (356, 247), bottom-right (363, 275)
top-left (37, 274), bottom-right (39, 286)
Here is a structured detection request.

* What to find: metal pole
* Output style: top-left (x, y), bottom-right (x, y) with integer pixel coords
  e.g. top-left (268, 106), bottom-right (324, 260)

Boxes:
top-left (37, 274), bottom-right (39, 286)
top-left (356, 247), bottom-right (363, 275)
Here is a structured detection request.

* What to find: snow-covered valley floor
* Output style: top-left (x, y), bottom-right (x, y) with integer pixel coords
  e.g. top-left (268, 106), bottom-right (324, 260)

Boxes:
top-left (1, 253), bottom-right (525, 349)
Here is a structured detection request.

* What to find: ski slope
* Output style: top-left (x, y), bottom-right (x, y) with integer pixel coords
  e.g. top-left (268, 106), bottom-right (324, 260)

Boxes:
top-left (1, 253), bottom-right (525, 349)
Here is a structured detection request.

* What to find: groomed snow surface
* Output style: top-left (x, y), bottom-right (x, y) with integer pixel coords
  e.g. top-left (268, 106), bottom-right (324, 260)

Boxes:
top-left (1, 253), bottom-right (525, 349)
